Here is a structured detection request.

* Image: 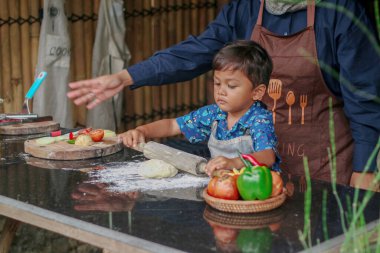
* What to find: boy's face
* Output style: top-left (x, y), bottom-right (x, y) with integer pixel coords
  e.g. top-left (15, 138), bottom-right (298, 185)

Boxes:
top-left (214, 69), bottom-right (262, 117)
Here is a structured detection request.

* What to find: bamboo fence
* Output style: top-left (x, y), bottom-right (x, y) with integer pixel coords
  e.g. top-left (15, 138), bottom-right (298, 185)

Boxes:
top-left (0, 0), bottom-right (12, 113)
top-left (0, 0), bottom-right (221, 131)
top-left (0, 0), bottom-right (377, 131)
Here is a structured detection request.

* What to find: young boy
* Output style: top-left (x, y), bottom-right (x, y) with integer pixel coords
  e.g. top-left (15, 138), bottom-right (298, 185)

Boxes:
top-left (119, 40), bottom-right (280, 176)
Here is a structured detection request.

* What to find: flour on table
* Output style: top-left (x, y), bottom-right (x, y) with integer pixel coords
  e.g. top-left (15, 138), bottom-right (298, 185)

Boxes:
top-left (138, 159), bottom-right (178, 178)
top-left (87, 161), bottom-right (209, 193)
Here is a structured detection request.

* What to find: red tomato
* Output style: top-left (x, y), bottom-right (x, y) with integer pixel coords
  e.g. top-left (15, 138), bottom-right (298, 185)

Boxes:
top-left (211, 224), bottom-right (238, 244)
top-left (271, 171), bottom-right (283, 197)
top-left (78, 127), bottom-right (93, 135)
top-left (269, 222), bottom-right (282, 232)
top-left (89, 129), bottom-right (104, 142)
top-left (207, 175), bottom-right (239, 200)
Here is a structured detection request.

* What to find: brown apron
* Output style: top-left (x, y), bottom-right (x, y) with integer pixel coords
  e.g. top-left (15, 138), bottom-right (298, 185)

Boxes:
top-left (251, 0), bottom-right (353, 184)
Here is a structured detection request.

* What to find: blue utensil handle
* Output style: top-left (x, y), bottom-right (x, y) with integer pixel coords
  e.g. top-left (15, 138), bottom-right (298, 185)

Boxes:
top-left (25, 71), bottom-right (47, 99)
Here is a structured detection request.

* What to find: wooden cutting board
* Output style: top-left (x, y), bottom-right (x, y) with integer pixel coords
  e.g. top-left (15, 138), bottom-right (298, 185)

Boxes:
top-left (24, 136), bottom-right (124, 160)
top-left (0, 121), bottom-right (60, 135)
top-left (25, 150), bottom-right (126, 169)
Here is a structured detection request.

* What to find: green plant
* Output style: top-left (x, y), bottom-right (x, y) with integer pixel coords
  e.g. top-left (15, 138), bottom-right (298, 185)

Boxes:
top-left (298, 97), bottom-right (380, 252)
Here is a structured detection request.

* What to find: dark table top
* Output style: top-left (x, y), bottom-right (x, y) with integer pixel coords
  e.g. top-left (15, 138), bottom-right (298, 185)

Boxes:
top-left (0, 134), bottom-right (379, 253)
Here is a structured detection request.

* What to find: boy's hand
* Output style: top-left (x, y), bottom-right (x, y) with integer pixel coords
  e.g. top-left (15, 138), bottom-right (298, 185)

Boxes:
top-left (119, 129), bottom-right (146, 148)
top-left (205, 156), bottom-right (238, 177)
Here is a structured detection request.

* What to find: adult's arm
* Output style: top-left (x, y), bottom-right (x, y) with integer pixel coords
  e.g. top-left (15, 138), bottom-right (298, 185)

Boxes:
top-left (127, 1), bottom-right (244, 89)
top-left (333, 0), bottom-right (380, 172)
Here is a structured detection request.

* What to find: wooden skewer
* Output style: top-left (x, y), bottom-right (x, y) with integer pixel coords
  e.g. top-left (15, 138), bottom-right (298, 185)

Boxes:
top-left (0, 0), bottom-right (13, 113)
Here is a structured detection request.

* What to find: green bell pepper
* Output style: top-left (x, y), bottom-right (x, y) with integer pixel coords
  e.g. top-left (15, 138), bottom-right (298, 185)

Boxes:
top-left (237, 228), bottom-right (272, 253)
top-left (236, 153), bottom-right (272, 200)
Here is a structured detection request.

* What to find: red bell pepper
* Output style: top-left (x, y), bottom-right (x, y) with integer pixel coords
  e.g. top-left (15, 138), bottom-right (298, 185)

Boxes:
top-left (241, 153), bottom-right (267, 167)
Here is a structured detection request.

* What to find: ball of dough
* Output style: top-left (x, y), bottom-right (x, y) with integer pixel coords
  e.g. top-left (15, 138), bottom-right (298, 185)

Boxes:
top-left (75, 134), bottom-right (93, 146)
top-left (138, 159), bottom-right (178, 179)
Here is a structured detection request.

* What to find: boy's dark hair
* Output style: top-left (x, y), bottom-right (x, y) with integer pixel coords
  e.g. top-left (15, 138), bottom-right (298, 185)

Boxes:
top-left (212, 40), bottom-right (273, 87)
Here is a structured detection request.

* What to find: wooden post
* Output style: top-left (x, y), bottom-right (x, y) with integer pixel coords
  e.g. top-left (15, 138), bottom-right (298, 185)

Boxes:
top-left (190, 0), bottom-right (199, 109)
top-left (20, 0), bottom-right (32, 99)
top-left (0, 218), bottom-right (21, 253)
top-left (124, 0), bottom-right (136, 130)
top-left (83, 0), bottom-right (94, 79)
top-left (0, 35), bottom-right (2, 113)
top-left (133, 1), bottom-right (145, 126)
top-left (182, 0), bottom-right (191, 113)
top-left (123, 0), bottom-right (136, 131)
top-left (217, 0), bottom-right (229, 11)
top-left (143, 0), bottom-right (153, 125)
top-left (93, 0), bottom-right (100, 33)
top-left (29, 0), bottom-right (40, 80)
top-left (175, 0), bottom-right (184, 116)
top-left (198, 0), bottom-right (208, 107)
top-left (9, 0), bottom-right (23, 113)
top-left (207, 0), bottom-right (216, 104)
top-left (0, 0), bottom-right (13, 113)
top-left (159, 0), bottom-right (169, 121)
top-left (70, 0), bottom-right (87, 126)
top-left (167, 0), bottom-right (176, 118)
top-left (151, 0), bottom-right (162, 122)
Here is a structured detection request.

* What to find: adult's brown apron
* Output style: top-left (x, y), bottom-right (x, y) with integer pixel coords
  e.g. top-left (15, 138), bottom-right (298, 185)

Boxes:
top-left (251, 0), bottom-right (353, 184)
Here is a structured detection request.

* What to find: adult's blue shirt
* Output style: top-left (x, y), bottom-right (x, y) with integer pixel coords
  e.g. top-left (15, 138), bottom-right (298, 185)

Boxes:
top-left (127, 0), bottom-right (380, 172)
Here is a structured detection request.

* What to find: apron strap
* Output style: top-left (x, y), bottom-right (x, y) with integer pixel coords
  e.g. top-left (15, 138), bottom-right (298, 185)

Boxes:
top-left (257, 0), bottom-right (265, 26)
top-left (211, 121), bottom-right (218, 133)
top-left (307, 0), bottom-right (316, 27)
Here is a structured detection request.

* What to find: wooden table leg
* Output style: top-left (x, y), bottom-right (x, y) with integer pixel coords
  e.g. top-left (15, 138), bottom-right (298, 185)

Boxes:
top-left (0, 218), bottom-right (21, 253)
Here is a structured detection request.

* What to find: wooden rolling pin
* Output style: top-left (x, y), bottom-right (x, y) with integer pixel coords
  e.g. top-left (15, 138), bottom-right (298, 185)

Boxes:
top-left (137, 141), bottom-right (207, 176)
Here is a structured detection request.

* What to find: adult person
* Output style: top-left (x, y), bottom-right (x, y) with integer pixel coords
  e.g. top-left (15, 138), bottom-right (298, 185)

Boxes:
top-left (67, 0), bottom-right (380, 190)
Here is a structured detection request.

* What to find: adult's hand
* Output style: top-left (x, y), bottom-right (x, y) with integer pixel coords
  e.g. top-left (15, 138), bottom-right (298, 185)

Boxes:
top-left (67, 70), bottom-right (133, 109)
top-left (71, 182), bottom-right (140, 212)
top-left (350, 172), bottom-right (379, 192)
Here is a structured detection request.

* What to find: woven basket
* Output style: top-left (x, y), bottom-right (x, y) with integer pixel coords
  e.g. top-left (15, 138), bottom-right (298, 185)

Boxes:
top-left (203, 188), bottom-right (287, 213)
top-left (203, 206), bottom-right (285, 229)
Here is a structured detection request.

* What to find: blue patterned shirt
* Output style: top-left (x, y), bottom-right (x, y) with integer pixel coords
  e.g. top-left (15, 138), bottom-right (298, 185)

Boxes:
top-left (176, 101), bottom-right (281, 170)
